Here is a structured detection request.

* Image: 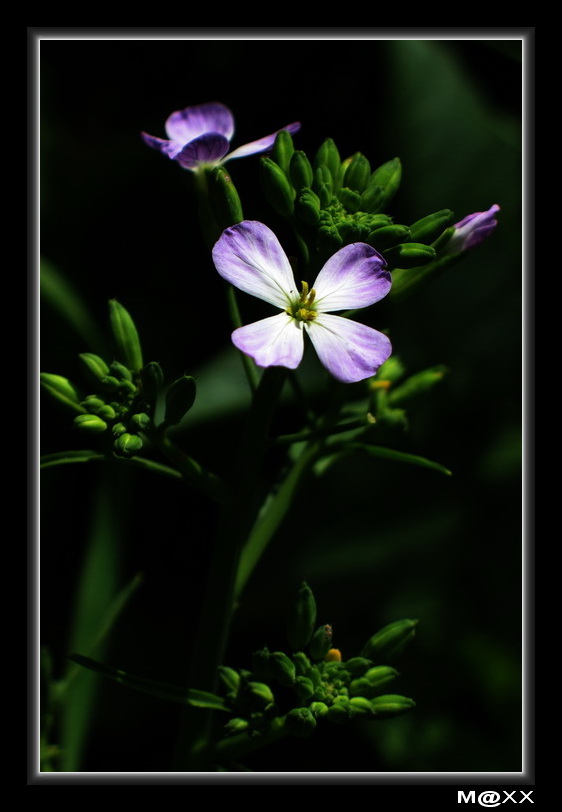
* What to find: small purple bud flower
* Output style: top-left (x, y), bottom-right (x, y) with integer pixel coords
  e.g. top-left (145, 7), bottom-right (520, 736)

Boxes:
top-left (446, 204), bottom-right (500, 254)
top-left (142, 101), bottom-right (300, 171)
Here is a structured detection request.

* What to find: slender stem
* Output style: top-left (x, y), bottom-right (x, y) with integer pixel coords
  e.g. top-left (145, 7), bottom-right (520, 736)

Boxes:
top-left (225, 285), bottom-right (259, 392)
top-left (214, 716), bottom-right (289, 763)
top-left (274, 415), bottom-right (374, 446)
top-left (149, 432), bottom-right (229, 504)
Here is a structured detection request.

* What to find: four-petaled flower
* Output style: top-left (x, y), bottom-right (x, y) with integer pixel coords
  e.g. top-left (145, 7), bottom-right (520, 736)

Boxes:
top-left (212, 221), bottom-right (393, 384)
top-left (142, 102), bottom-right (300, 171)
top-left (446, 204), bottom-right (500, 254)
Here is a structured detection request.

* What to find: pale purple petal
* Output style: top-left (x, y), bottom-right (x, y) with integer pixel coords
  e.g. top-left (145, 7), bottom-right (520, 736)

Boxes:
top-left (307, 314), bottom-right (392, 383)
top-left (165, 102), bottom-right (235, 143)
top-left (232, 313), bottom-right (304, 370)
top-left (141, 132), bottom-right (184, 159)
top-left (212, 221), bottom-right (297, 309)
top-left (224, 122), bottom-right (301, 161)
top-left (312, 243), bottom-right (391, 312)
top-left (448, 204), bottom-right (500, 252)
top-left (174, 133), bottom-right (230, 169)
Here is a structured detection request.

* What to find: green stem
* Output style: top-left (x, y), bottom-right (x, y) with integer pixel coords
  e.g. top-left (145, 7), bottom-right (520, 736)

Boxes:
top-left (274, 415), bottom-right (374, 446)
top-left (149, 432), bottom-right (229, 504)
top-left (214, 716), bottom-right (289, 763)
top-left (225, 285), bottom-right (259, 392)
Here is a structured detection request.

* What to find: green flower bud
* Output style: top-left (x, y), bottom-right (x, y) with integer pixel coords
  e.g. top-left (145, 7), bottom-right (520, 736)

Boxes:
top-left (292, 651), bottom-right (312, 678)
top-left (369, 694), bottom-right (416, 718)
top-left (164, 376), bottom-right (196, 427)
top-left (314, 137), bottom-right (341, 181)
top-left (100, 375), bottom-right (121, 393)
top-left (349, 696), bottom-right (375, 714)
top-left (316, 225), bottom-right (343, 256)
top-left (109, 361), bottom-right (133, 382)
top-left (269, 651), bottom-right (296, 687)
top-left (384, 243), bottom-right (436, 268)
top-left (364, 157), bottom-right (402, 213)
top-left (251, 647), bottom-right (272, 681)
top-left (82, 395), bottom-right (106, 414)
top-left (247, 681), bottom-right (275, 707)
top-left (289, 150), bottom-right (313, 191)
top-left (312, 684), bottom-right (327, 701)
top-left (337, 187), bottom-right (362, 213)
top-left (224, 717), bottom-right (249, 735)
top-left (350, 667), bottom-right (398, 697)
top-left (388, 366), bottom-right (447, 406)
top-left (367, 225), bottom-right (411, 252)
top-left (308, 666), bottom-right (322, 688)
top-left (361, 619), bottom-right (418, 662)
top-left (409, 209), bottom-right (454, 244)
top-left (338, 221), bottom-right (369, 243)
top-left (432, 225), bottom-right (456, 252)
top-left (316, 181), bottom-right (332, 209)
top-left (130, 412), bottom-right (150, 431)
top-left (112, 422), bottom-right (127, 437)
top-left (114, 432), bottom-right (143, 458)
top-left (344, 153), bottom-right (371, 193)
top-left (295, 189), bottom-right (321, 227)
top-left (260, 157), bottom-right (294, 217)
top-left (312, 165), bottom-right (333, 196)
top-left (271, 129), bottom-right (295, 176)
top-left (97, 404), bottom-right (116, 421)
top-left (309, 624), bottom-right (333, 662)
top-left (73, 414), bottom-right (107, 434)
top-left (287, 582), bottom-right (317, 651)
top-left (218, 666), bottom-right (240, 694)
top-left (209, 167), bottom-right (244, 230)
top-left (374, 356), bottom-right (406, 384)
top-left (294, 676), bottom-right (315, 701)
top-left (109, 299), bottom-right (143, 373)
top-left (140, 362), bottom-right (164, 413)
top-left (344, 657), bottom-right (373, 677)
top-left (326, 701), bottom-right (353, 724)
top-left (285, 707), bottom-right (317, 738)
top-left (40, 373), bottom-right (85, 414)
top-left (309, 701), bottom-right (329, 718)
top-left (79, 353), bottom-right (110, 386)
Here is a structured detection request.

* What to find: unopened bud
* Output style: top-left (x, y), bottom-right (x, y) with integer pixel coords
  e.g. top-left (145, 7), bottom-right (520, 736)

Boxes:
top-left (73, 414), bottom-right (107, 434)
top-left (114, 432), bottom-right (143, 458)
top-left (164, 376), bottom-right (196, 427)
top-left (309, 624), bottom-right (333, 661)
top-left (287, 581), bottom-right (317, 651)
top-left (385, 243), bottom-right (436, 268)
top-left (344, 152), bottom-right (371, 193)
top-left (260, 157), bottom-right (294, 217)
top-left (210, 167), bottom-right (244, 229)
top-left (285, 707), bottom-right (317, 738)
top-left (41, 373), bottom-right (85, 413)
top-left (109, 299), bottom-right (143, 373)
top-left (289, 150), bottom-right (313, 191)
top-left (79, 353), bottom-right (109, 386)
top-left (361, 619), bottom-right (418, 663)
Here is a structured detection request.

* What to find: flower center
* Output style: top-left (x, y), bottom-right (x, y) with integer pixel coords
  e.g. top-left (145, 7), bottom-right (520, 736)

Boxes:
top-left (287, 281), bottom-right (318, 322)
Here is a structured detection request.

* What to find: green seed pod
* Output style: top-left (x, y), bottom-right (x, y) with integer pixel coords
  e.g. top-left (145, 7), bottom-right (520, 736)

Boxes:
top-left (260, 157), bottom-right (294, 217)
top-left (344, 152), bottom-right (371, 193)
top-left (287, 582), bottom-right (317, 651)
top-left (337, 187), bottom-right (362, 213)
top-left (314, 138), bottom-right (341, 183)
top-left (295, 189), bottom-right (321, 227)
top-left (384, 243), bottom-right (436, 268)
top-left (73, 414), bottom-right (107, 434)
top-left (247, 682), bottom-right (275, 707)
top-left (292, 651), bottom-right (312, 678)
top-left (79, 353), bottom-right (110, 386)
top-left (164, 376), bottom-right (196, 427)
top-left (365, 157), bottom-right (402, 212)
top-left (309, 701), bottom-right (329, 718)
top-left (109, 299), bottom-right (143, 373)
top-left (224, 717), bottom-right (249, 735)
top-left (112, 422), bottom-right (127, 437)
top-left (294, 676), bottom-right (315, 701)
top-left (271, 129), bottom-right (295, 175)
top-left (285, 707), bottom-right (317, 738)
top-left (109, 361), bottom-right (133, 382)
top-left (361, 619), bottom-right (418, 663)
top-left (388, 366), bottom-right (447, 406)
top-left (114, 432), bottom-right (143, 458)
top-left (218, 666), bottom-right (240, 694)
top-left (309, 624), bottom-right (333, 662)
top-left (209, 166), bottom-right (244, 229)
top-left (289, 150), bottom-right (313, 191)
top-left (40, 373), bottom-right (85, 413)
top-left (369, 694), bottom-right (416, 718)
top-left (269, 651), bottom-right (296, 687)
top-left (409, 209), bottom-right (454, 244)
top-left (130, 412), bottom-right (150, 431)
top-left (345, 657), bottom-right (373, 677)
top-left (367, 225), bottom-right (411, 252)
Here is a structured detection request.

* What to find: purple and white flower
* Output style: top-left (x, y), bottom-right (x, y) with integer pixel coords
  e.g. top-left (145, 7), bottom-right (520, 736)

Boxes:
top-left (446, 204), bottom-right (500, 254)
top-left (212, 221), bottom-right (393, 384)
top-left (142, 102), bottom-right (300, 171)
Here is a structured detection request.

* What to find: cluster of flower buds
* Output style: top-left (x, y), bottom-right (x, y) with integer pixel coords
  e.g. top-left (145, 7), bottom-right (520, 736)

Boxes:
top-left (218, 583), bottom-right (416, 739)
top-left (41, 300), bottom-right (197, 458)
top-left (259, 130), bottom-right (456, 270)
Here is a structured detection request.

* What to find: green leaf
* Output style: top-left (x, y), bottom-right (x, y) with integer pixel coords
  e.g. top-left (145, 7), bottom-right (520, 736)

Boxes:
top-left (347, 443), bottom-right (452, 476)
top-left (69, 654), bottom-right (228, 710)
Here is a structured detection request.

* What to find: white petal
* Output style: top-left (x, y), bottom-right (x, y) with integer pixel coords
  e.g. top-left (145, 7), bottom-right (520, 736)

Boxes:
top-left (212, 221), bottom-right (297, 309)
top-left (232, 313), bottom-right (304, 370)
top-left (306, 314), bottom-right (392, 383)
top-left (312, 243), bottom-right (391, 312)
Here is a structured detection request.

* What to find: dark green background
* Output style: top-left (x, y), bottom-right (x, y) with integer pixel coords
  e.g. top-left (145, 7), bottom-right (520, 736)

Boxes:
top-left (40, 38), bottom-right (524, 773)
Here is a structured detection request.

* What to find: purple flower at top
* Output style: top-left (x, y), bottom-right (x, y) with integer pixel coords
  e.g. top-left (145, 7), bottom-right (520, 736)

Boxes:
top-left (212, 221), bottom-right (393, 384)
top-left (142, 102), bottom-right (300, 171)
top-left (446, 204), bottom-right (500, 254)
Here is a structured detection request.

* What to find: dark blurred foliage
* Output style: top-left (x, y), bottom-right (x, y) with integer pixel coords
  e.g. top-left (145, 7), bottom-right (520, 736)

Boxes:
top-left (39, 37), bottom-right (524, 773)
